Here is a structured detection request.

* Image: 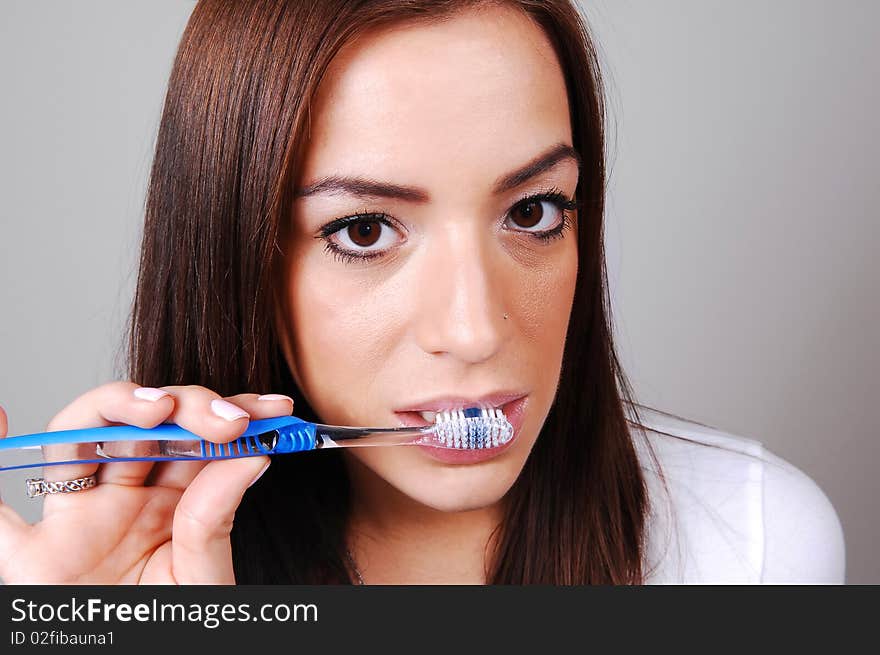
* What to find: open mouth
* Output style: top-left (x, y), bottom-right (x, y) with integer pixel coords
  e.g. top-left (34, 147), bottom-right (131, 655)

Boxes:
top-left (394, 394), bottom-right (528, 464)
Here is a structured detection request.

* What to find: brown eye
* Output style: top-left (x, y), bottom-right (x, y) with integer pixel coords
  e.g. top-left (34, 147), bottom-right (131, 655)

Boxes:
top-left (510, 200), bottom-right (544, 228)
top-left (504, 195), bottom-right (573, 236)
top-left (346, 219), bottom-right (382, 247)
top-left (327, 215), bottom-right (402, 257)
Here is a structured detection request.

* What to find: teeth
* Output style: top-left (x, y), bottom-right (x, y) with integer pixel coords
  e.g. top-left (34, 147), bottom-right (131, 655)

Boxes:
top-left (419, 407), bottom-right (500, 424)
top-left (429, 405), bottom-right (513, 450)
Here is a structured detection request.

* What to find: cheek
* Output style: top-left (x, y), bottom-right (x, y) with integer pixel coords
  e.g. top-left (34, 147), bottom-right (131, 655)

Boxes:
top-left (514, 242), bottom-right (577, 357)
top-left (284, 254), bottom-right (402, 420)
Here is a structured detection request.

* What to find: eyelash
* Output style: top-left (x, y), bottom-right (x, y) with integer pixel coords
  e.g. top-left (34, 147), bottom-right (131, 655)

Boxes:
top-left (316, 187), bottom-right (577, 265)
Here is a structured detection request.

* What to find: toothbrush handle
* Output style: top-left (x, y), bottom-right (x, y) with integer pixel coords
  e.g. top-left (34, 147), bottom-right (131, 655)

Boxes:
top-left (0, 417), bottom-right (318, 472)
top-left (0, 416), bottom-right (313, 449)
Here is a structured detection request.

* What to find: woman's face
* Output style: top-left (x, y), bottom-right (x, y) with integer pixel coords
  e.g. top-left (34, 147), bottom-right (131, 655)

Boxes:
top-left (280, 5), bottom-right (579, 512)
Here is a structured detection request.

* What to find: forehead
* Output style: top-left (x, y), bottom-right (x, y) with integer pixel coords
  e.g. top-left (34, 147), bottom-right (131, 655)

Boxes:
top-left (299, 5), bottom-right (572, 188)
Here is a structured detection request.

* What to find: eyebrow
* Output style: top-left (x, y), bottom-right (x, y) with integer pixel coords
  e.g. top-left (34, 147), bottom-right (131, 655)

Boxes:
top-left (293, 142), bottom-right (581, 202)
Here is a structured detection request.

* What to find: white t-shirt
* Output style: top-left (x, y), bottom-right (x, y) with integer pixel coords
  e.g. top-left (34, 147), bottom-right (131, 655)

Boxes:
top-left (630, 406), bottom-right (846, 584)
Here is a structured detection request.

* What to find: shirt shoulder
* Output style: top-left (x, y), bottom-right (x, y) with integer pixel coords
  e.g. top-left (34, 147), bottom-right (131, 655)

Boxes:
top-left (627, 405), bottom-right (845, 584)
top-left (758, 446), bottom-right (846, 583)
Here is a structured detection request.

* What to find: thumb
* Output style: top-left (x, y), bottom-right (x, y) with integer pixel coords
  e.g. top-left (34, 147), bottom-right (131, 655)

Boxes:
top-left (171, 455), bottom-right (269, 584)
top-left (0, 402), bottom-right (29, 580)
top-left (0, 405), bottom-right (6, 501)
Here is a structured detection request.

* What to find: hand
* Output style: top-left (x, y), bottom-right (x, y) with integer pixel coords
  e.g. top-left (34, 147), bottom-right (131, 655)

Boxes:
top-left (0, 383), bottom-right (293, 584)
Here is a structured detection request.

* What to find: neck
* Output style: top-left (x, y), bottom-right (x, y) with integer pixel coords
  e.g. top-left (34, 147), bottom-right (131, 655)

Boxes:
top-left (343, 455), bottom-right (505, 585)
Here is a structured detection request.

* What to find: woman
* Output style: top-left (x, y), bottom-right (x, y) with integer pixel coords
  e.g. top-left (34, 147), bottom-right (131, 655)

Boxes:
top-left (0, 0), bottom-right (844, 584)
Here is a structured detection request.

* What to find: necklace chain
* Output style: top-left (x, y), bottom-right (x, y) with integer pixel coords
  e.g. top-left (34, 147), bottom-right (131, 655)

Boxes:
top-left (344, 548), bottom-right (365, 585)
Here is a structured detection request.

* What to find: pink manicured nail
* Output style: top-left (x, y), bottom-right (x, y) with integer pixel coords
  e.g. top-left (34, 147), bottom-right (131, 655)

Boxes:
top-left (134, 387), bottom-right (169, 402)
top-left (257, 394), bottom-right (293, 402)
top-left (210, 399), bottom-right (249, 421)
top-left (248, 461), bottom-right (271, 488)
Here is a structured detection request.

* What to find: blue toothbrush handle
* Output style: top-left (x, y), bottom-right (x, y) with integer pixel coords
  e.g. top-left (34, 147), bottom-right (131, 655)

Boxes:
top-left (0, 416), bottom-right (319, 472)
top-left (193, 418), bottom-right (318, 457)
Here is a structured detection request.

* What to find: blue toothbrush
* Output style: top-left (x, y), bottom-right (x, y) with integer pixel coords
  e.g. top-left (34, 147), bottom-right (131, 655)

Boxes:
top-left (0, 408), bottom-right (513, 472)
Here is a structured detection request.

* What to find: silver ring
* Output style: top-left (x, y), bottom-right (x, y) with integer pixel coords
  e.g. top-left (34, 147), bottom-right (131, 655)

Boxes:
top-left (26, 475), bottom-right (97, 498)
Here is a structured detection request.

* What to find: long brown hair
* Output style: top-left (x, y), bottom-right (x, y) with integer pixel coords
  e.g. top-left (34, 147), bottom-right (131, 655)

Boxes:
top-left (128, 0), bottom-right (665, 584)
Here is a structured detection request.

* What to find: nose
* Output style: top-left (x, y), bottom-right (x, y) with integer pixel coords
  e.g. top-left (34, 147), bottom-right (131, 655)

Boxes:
top-left (412, 226), bottom-right (507, 363)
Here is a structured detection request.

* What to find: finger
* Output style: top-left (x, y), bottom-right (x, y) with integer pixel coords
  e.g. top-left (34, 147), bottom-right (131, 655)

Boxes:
top-left (100, 386), bottom-right (269, 488)
top-left (42, 382), bottom-right (174, 512)
top-left (147, 392), bottom-right (292, 490)
top-left (0, 406), bottom-right (11, 505)
top-left (171, 456), bottom-right (269, 584)
top-left (0, 496), bottom-right (32, 582)
top-left (0, 404), bottom-right (6, 502)
top-left (0, 405), bottom-right (31, 579)
top-left (146, 460), bottom-right (207, 492)
top-left (45, 383), bottom-right (173, 487)
top-left (226, 393), bottom-right (294, 418)
top-left (140, 385), bottom-right (250, 492)
top-left (156, 385), bottom-right (252, 445)
top-left (97, 387), bottom-right (179, 487)
top-left (97, 384), bottom-right (246, 489)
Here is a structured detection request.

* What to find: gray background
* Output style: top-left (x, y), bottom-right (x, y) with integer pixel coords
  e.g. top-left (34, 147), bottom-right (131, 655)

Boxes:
top-left (0, 1), bottom-right (876, 583)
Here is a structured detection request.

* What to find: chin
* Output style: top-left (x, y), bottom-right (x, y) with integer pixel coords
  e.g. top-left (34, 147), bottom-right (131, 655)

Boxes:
top-left (396, 466), bottom-right (522, 513)
top-left (409, 489), bottom-right (507, 513)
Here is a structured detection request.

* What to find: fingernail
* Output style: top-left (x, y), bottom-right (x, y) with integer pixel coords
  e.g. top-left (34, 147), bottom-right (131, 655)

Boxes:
top-left (257, 394), bottom-right (293, 402)
top-left (210, 399), bottom-right (249, 421)
top-left (248, 461), bottom-right (270, 488)
top-left (134, 387), bottom-right (170, 402)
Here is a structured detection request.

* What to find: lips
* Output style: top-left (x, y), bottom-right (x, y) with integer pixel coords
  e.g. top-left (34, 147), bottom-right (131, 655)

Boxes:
top-left (394, 391), bottom-right (527, 414)
top-left (394, 394), bottom-right (528, 465)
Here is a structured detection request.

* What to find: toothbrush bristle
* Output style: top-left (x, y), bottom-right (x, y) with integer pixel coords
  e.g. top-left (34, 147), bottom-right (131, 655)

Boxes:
top-left (432, 406), bottom-right (513, 449)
